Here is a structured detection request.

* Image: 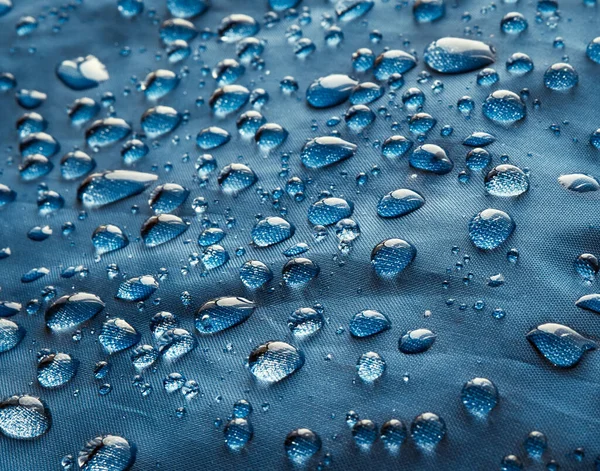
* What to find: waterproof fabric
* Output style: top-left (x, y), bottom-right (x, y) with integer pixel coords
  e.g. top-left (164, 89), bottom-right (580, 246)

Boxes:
top-left (0, 0), bottom-right (600, 470)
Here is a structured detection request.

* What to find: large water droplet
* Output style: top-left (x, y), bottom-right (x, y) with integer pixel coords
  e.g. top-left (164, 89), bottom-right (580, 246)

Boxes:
top-left (92, 224), bottom-right (129, 255)
top-left (141, 214), bottom-right (188, 247)
top-left (195, 297), bottom-right (255, 334)
top-left (116, 275), bottom-right (159, 302)
top-left (306, 74), bottom-right (358, 109)
top-left (240, 260), bottom-right (273, 289)
top-left (349, 310), bottom-right (391, 338)
top-left (308, 197), bottom-right (353, 226)
top-left (482, 90), bottom-right (526, 125)
top-left (380, 419), bottom-right (407, 452)
top-left (424, 37), bottom-right (495, 74)
top-left (85, 118), bottom-right (132, 148)
top-left (468, 208), bottom-right (515, 250)
top-left (485, 165), bottom-right (529, 197)
top-left (543, 63), bottom-right (578, 91)
top-left (45, 293), bottom-right (105, 332)
top-left (374, 50), bottom-right (417, 81)
top-left (247, 341), bottom-right (304, 382)
top-left (282, 258), bottom-right (320, 286)
top-left (157, 328), bottom-right (197, 360)
top-left (141, 69), bottom-right (179, 100)
top-left (224, 418), bottom-right (253, 451)
top-left (60, 150), bottom-right (96, 180)
top-left (301, 136), bottom-right (357, 169)
top-left (77, 435), bottom-right (136, 471)
top-left (141, 106), bottom-right (181, 138)
top-left (209, 85), bottom-right (250, 117)
top-left (99, 318), bottom-right (140, 354)
top-left (356, 351), bottom-right (386, 382)
top-left (0, 395), bottom-right (51, 439)
top-left (575, 293), bottom-right (600, 314)
top-left (56, 55), bottom-right (109, 90)
top-left (558, 173), bottom-right (600, 193)
top-left (217, 163), bottom-right (257, 193)
top-left (37, 351), bottom-right (79, 388)
top-left (0, 318), bottom-right (24, 353)
top-left (377, 189), bottom-right (425, 218)
top-left (371, 239), bottom-right (416, 277)
top-left (78, 170), bottom-right (157, 208)
top-left (526, 323), bottom-right (596, 368)
top-left (336, 0), bottom-right (374, 22)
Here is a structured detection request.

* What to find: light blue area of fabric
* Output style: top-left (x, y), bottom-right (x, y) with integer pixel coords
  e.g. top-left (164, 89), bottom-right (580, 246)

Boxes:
top-left (0, 0), bottom-right (600, 469)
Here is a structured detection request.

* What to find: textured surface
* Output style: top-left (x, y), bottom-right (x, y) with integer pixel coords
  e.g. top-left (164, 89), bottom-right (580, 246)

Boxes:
top-left (1, 0), bottom-right (600, 469)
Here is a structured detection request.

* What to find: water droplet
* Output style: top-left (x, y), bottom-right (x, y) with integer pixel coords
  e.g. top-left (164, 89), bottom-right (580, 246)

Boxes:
top-left (37, 351), bottom-right (79, 388)
top-left (78, 170), bottom-right (157, 208)
top-left (380, 419), bottom-right (407, 452)
top-left (336, 0), bottom-right (374, 22)
top-left (116, 275), bottom-right (159, 302)
top-left (374, 50), bottom-right (417, 81)
top-left (92, 224), bottom-right (128, 255)
top-left (377, 189), bottom-right (425, 218)
top-left (141, 214), bottom-right (188, 247)
top-left (524, 430), bottom-right (547, 459)
top-left (527, 323), bottom-right (596, 367)
top-left (218, 14), bottom-right (259, 43)
top-left (352, 419), bottom-right (378, 449)
top-left (469, 208), bottom-right (515, 250)
top-left (575, 293), bottom-right (600, 314)
top-left (461, 377), bottom-right (499, 418)
top-left (482, 90), bottom-right (526, 125)
top-left (209, 85), bottom-right (250, 117)
top-left (485, 165), bottom-right (529, 196)
top-left (77, 435), bottom-right (136, 471)
top-left (141, 106), bottom-right (181, 138)
top-left (285, 428), bottom-right (322, 464)
top-left (410, 412), bottom-right (446, 450)
top-left (398, 329), bottom-right (436, 354)
top-left (247, 341), bottom-right (304, 382)
top-left (99, 318), bottom-right (140, 354)
top-left (167, 0), bottom-right (209, 18)
top-left (0, 318), bottom-right (24, 353)
top-left (500, 12), bottom-right (528, 34)
top-left (217, 163), bottom-right (256, 193)
top-left (575, 254), bottom-right (599, 283)
top-left (308, 197), bottom-right (353, 226)
top-left (288, 307), bottom-right (324, 337)
top-left (224, 418), bottom-right (253, 451)
top-left (543, 62), bottom-right (578, 91)
top-left (371, 238), bottom-right (416, 277)
top-left (282, 258), bottom-right (320, 286)
top-left (356, 351), bottom-right (385, 382)
top-left (45, 293), bottom-right (105, 332)
top-left (424, 37), bottom-right (495, 74)
top-left (195, 297), bottom-right (255, 334)
top-left (56, 55), bottom-right (109, 91)
top-left (306, 74), bottom-right (358, 109)
top-left (85, 118), bottom-right (132, 148)
top-left (349, 310), bottom-right (391, 338)
top-left (381, 135), bottom-right (412, 159)
top-left (301, 136), bottom-right (357, 169)
top-left (0, 395), bottom-right (51, 439)
top-left (413, 0), bottom-right (445, 23)
top-left (558, 173), bottom-right (600, 192)
top-left (157, 328), bottom-right (197, 360)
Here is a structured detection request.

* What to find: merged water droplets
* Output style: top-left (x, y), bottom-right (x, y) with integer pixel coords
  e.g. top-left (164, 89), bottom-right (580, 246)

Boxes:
top-left (56, 55), bottom-right (109, 90)
top-left (195, 297), bottom-right (255, 334)
top-left (0, 395), bottom-right (51, 439)
top-left (526, 323), bottom-right (596, 368)
top-left (247, 341), bottom-right (304, 382)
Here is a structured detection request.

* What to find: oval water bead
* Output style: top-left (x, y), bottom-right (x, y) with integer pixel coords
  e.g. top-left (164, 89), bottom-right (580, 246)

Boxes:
top-left (167, 0), bottom-right (209, 18)
top-left (284, 428), bottom-right (322, 464)
top-left (377, 189), bottom-right (425, 218)
top-left (19, 132), bottom-right (60, 158)
top-left (85, 118), bottom-right (132, 148)
top-left (0, 395), bottom-right (51, 439)
top-left (92, 224), bottom-right (128, 255)
top-left (160, 18), bottom-right (197, 44)
top-left (558, 173), bottom-right (600, 192)
top-left (68, 97), bottom-right (100, 126)
top-left (587, 37), bottom-right (600, 64)
top-left (344, 105), bottom-right (375, 132)
top-left (77, 435), bottom-right (136, 471)
top-left (575, 254), bottom-right (599, 283)
top-left (19, 154), bottom-right (54, 182)
top-left (352, 419), bottom-right (378, 449)
top-left (141, 69), bottom-right (179, 100)
top-left (424, 37), bottom-right (495, 74)
top-left (374, 50), bottom-right (417, 81)
top-left (461, 377), bottom-right (499, 418)
top-left (251, 217), bottom-right (295, 247)
top-left (60, 150), bottom-right (96, 180)
top-left (141, 214), bottom-right (188, 247)
top-left (116, 275), bottom-right (159, 302)
top-left (288, 308), bottom-right (324, 337)
top-left (255, 123), bottom-right (288, 151)
top-left (0, 301), bottom-right (20, 318)
top-left (236, 111), bottom-right (266, 138)
top-left (282, 258), bottom-right (320, 287)
top-left (197, 228), bottom-right (225, 247)
top-left (141, 106), bottom-right (181, 138)
top-left (217, 163), bottom-right (257, 193)
top-left (118, 0), bottom-right (143, 18)
top-left (209, 85), bottom-right (250, 117)
top-left (308, 197), bottom-right (353, 226)
top-left (247, 341), bottom-right (305, 382)
top-left (45, 292), bottom-right (105, 332)
top-left (524, 430), bottom-right (547, 459)
top-left (350, 82), bottom-right (384, 105)
top-left (15, 89), bottom-right (46, 109)
top-left (224, 418), bottom-right (253, 451)
top-left (149, 183), bottom-right (189, 214)
top-left (99, 318), bottom-right (140, 354)
top-left (236, 37), bottom-right (265, 64)
top-left (466, 148), bottom-right (491, 171)
top-left (526, 323), bottom-right (596, 368)
top-left (468, 208), bottom-right (515, 250)
top-left (506, 52), bottom-right (534, 75)
top-left (56, 55), bottom-right (109, 91)
top-left (201, 244), bottom-right (229, 270)
top-left (482, 90), bottom-right (526, 125)
top-left (294, 38), bottom-right (316, 59)
top-left (356, 351), bottom-right (386, 382)
top-left (336, 0), bottom-right (374, 22)
top-left (195, 297), bottom-right (255, 334)
top-left (463, 131), bottom-right (496, 147)
top-left (240, 260), bottom-right (273, 289)
top-left (37, 351), bottom-right (79, 388)
top-left (197, 126), bottom-right (231, 150)
top-left (380, 419), bottom-right (407, 452)
top-left (0, 318), bottom-right (24, 353)
top-left (500, 455), bottom-right (523, 471)
top-left (349, 310), bottom-right (391, 338)
top-left (16, 112), bottom-right (47, 138)
top-left (500, 12), bottom-right (528, 34)
top-left (410, 144), bottom-right (453, 175)
top-left (411, 413), bottom-right (446, 450)
top-left (575, 293), bottom-right (600, 314)
top-left (543, 63), bottom-right (578, 91)
top-left (306, 74), bottom-right (358, 108)
top-left (371, 239), bottom-right (416, 277)
top-left (352, 48), bottom-right (375, 72)
top-left (218, 14), bottom-right (259, 43)
top-left (157, 328), bottom-right (197, 360)
top-left (381, 135), bottom-right (412, 159)
top-left (398, 329), bottom-right (436, 354)
top-left (301, 136), bottom-right (357, 169)
top-left (121, 139), bottom-right (148, 165)
top-left (0, 184), bottom-right (16, 207)
top-left (413, 0), bottom-right (445, 23)
top-left (484, 165), bottom-right (529, 197)
top-left (130, 344), bottom-right (159, 370)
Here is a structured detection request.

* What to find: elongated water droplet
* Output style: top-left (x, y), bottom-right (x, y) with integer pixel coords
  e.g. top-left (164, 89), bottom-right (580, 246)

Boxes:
top-left (377, 189), bottom-right (425, 218)
top-left (251, 217), bottom-right (294, 247)
top-left (526, 323), bottom-right (596, 368)
top-left (349, 310), bottom-right (391, 338)
top-left (301, 136), bottom-right (357, 169)
top-left (85, 118), bottom-right (132, 148)
top-left (410, 144), bottom-right (453, 175)
top-left (45, 293), bottom-right (105, 332)
top-left (77, 435), bottom-right (136, 471)
top-left (0, 395), bottom-right (51, 439)
top-left (78, 170), bottom-right (157, 208)
top-left (306, 74), bottom-right (358, 109)
top-left (558, 173), bottom-right (600, 192)
top-left (399, 329), bottom-right (436, 353)
top-left (116, 275), bottom-right (158, 302)
top-left (56, 55), bottom-right (109, 90)
top-left (195, 297), bottom-right (255, 334)
top-left (141, 214), bottom-right (188, 247)
top-left (424, 37), bottom-right (495, 74)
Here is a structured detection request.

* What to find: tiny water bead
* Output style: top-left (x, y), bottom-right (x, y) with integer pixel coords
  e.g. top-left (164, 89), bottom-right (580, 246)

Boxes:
top-left (543, 63), bottom-right (579, 91)
top-left (247, 341), bottom-right (305, 383)
top-left (77, 435), bottom-right (136, 471)
top-left (468, 209), bottom-right (515, 250)
top-left (424, 37), bottom-right (495, 74)
top-left (349, 310), bottom-right (391, 338)
top-left (482, 90), bottom-right (526, 125)
top-left (526, 323), bottom-right (596, 368)
top-left (377, 189), bottom-right (425, 218)
top-left (410, 413), bottom-right (446, 450)
top-left (288, 307), bottom-right (324, 337)
top-left (461, 377), bottom-right (499, 418)
top-left (371, 239), bottom-right (417, 277)
top-left (0, 395), bottom-right (51, 439)
top-left (356, 351), bottom-right (386, 382)
top-left (195, 297), bottom-right (255, 334)
top-left (398, 329), bottom-right (436, 354)
top-left (485, 165), bottom-right (529, 197)
top-left (284, 428), bottom-right (322, 464)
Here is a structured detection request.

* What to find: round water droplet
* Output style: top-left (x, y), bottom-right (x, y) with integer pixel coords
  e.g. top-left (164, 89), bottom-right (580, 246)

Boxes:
top-left (285, 428), bottom-right (322, 464)
top-left (217, 163), bottom-right (257, 193)
top-left (575, 254), bottom-right (599, 283)
top-left (282, 258), bottom-right (320, 287)
top-left (240, 260), bottom-right (273, 288)
top-left (461, 377), bottom-right (499, 418)
top-left (352, 419), bottom-right (378, 449)
top-left (157, 328), bottom-right (197, 360)
top-left (141, 106), bottom-right (181, 138)
top-left (209, 85), bottom-right (250, 117)
top-left (141, 214), bottom-right (188, 247)
top-left (410, 412), bottom-right (446, 450)
top-left (116, 275), bottom-right (159, 302)
top-left (349, 310), bottom-right (391, 338)
top-left (77, 435), bottom-right (136, 471)
top-left (37, 351), bottom-right (79, 388)
top-left (251, 217), bottom-right (295, 247)
top-left (224, 418), bottom-right (253, 451)
top-left (500, 12), bottom-right (528, 34)
top-left (485, 165), bottom-right (529, 197)
top-left (288, 307), bottom-right (324, 337)
top-left (0, 318), bottom-right (24, 353)
top-left (374, 50), bottom-right (417, 81)
top-left (482, 90), bottom-right (526, 125)
top-left (149, 183), bottom-right (189, 214)
top-left (381, 135), bottom-right (412, 159)
top-left (356, 351), bottom-right (385, 382)
top-left (86, 118), bottom-right (132, 148)
top-left (371, 239), bottom-right (416, 277)
top-left (60, 150), bottom-right (96, 180)
top-left (468, 208), bottom-right (515, 250)
top-left (380, 419), bottom-right (407, 452)
top-left (0, 395), bottom-right (51, 439)
top-left (543, 62), bottom-right (578, 91)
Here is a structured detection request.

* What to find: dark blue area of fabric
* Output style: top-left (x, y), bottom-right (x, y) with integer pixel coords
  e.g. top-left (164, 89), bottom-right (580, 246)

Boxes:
top-left (1, 0), bottom-right (600, 469)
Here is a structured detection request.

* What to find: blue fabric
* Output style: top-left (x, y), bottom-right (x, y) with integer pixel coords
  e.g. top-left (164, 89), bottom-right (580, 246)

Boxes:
top-left (1, 0), bottom-right (600, 469)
